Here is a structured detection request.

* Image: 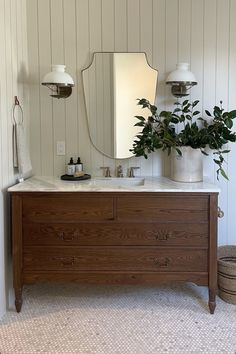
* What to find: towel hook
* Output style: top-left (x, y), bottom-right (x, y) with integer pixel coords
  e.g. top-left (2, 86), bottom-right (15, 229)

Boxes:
top-left (14, 96), bottom-right (20, 105)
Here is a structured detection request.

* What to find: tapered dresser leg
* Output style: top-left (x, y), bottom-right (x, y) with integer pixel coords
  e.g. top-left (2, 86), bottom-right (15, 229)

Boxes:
top-left (15, 287), bottom-right (23, 313)
top-left (208, 288), bottom-right (216, 314)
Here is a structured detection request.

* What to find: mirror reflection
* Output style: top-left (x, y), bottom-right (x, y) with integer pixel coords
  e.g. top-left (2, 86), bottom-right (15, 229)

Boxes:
top-left (82, 52), bottom-right (158, 159)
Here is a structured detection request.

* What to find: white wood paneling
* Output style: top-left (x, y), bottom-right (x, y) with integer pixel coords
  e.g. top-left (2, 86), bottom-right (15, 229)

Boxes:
top-left (27, 0), bottom-right (41, 175)
top-left (140, 0), bottom-right (154, 176)
top-left (114, 0), bottom-right (127, 52)
top-left (76, 0), bottom-right (91, 173)
top-left (191, 0), bottom-right (204, 105)
top-left (164, 0), bottom-right (178, 176)
top-left (153, 0), bottom-right (166, 176)
top-left (127, 0), bottom-right (140, 52)
top-left (178, 0), bottom-right (191, 64)
top-left (38, 0), bottom-right (53, 175)
top-left (51, 0), bottom-right (66, 176)
top-left (203, 0), bottom-right (217, 183)
top-left (0, 0), bottom-right (28, 318)
top-left (228, 0), bottom-right (236, 246)
top-left (89, 0), bottom-right (104, 176)
top-left (26, 0), bottom-right (236, 245)
top-left (101, 0), bottom-right (116, 175)
top-left (215, 0), bottom-right (230, 245)
top-left (64, 0), bottom-right (79, 165)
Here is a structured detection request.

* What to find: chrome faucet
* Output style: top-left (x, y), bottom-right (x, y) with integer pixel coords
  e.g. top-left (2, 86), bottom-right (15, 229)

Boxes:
top-left (116, 165), bottom-right (123, 177)
top-left (100, 166), bottom-right (111, 177)
top-left (129, 167), bottom-right (140, 177)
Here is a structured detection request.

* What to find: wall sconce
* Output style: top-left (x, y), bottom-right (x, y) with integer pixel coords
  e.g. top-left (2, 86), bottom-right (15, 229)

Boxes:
top-left (166, 63), bottom-right (197, 98)
top-left (41, 65), bottom-right (74, 99)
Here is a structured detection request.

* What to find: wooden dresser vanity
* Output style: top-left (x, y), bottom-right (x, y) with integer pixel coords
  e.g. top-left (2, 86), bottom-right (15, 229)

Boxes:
top-left (9, 177), bottom-right (219, 314)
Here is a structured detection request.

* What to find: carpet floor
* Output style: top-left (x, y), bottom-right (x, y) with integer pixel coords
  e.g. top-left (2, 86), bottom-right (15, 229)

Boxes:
top-left (0, 283), bottom-right (236, 354)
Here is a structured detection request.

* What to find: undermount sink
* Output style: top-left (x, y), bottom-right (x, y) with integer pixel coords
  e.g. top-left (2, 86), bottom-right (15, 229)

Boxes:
top-left (90, 177), bottom-right (145, 188)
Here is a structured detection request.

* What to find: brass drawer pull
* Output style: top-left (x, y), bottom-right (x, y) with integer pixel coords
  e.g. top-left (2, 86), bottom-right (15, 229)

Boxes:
top-left (154, 257), bottom-right (170, 268)
top-left (154, 231), bottom-right (172, 241)
top-left (57, 231), bottom-right (78, 242)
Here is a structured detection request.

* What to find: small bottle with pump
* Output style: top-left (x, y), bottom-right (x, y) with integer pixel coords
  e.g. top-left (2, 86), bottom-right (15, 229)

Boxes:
top-left (67, 157), bottom-right (75, 175)
top-left (75, 157), bottom-right (83, 172)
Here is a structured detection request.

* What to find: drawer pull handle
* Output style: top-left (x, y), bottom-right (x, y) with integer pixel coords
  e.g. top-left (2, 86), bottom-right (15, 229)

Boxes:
top-left (57, 231), bottom-right (78, 242)
top-left (154, 257), bottom-right (170, 268)
top-left (154, 231), bottom-right (172, 241)
top-left (56, 257), bottom-right (75, 266)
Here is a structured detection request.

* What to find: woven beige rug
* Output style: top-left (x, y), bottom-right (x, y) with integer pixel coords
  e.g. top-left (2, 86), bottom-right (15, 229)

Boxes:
top-left (0, 283), bottom-right (236, 354)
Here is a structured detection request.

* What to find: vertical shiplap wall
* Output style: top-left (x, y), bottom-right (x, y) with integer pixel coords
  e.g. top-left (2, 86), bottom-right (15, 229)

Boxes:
top-left (0, 0), bottom-right (29, 317)
top-left (26, 0), bottom-right (236, 246)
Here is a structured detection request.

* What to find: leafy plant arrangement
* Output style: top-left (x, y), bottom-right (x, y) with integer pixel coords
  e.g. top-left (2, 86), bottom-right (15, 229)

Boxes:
top-left (130, 98), bottom-right (236, 179)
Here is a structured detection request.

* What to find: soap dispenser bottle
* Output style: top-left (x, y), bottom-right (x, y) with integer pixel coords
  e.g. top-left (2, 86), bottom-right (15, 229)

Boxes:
top-left (75, 157), bottom-right (83, 172)
top-left (67, 157), bottom-right (75, 175)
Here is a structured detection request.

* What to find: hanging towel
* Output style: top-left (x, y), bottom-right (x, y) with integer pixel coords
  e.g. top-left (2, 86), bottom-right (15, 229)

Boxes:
top-left (13, 122), bottom-right (18, 168)
top-left (12, 98), bottom-right (33, 179)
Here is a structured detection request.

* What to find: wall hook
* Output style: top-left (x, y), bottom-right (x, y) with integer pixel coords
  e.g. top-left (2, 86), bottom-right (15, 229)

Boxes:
top-left (14, 96), bottom-right (20, 105)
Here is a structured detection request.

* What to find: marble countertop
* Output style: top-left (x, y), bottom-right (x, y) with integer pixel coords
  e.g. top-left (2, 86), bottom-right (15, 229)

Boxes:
top-left (8, 175), bottom-right (220, 193)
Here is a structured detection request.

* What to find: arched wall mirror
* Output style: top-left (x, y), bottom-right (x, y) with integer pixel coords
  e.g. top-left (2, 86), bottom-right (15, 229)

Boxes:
top-left (82, 52), bottom-right (158, 159)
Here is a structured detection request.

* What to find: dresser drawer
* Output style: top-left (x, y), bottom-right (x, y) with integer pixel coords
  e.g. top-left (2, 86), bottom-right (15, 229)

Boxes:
top-left (22, 196), bottom-right (114, 223)
top-left (23, 247), bottom-right (208, 272)
top-left (23, 223), bottom-right (208, 247)
top-left (117, 196), bottom-right (208, 222)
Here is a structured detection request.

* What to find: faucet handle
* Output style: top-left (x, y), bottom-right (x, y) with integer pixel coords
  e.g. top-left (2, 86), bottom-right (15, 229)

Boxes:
top-left (129, 167), bottom-right (140, 177)
top-left (100, 166), bottom-right (111, 177)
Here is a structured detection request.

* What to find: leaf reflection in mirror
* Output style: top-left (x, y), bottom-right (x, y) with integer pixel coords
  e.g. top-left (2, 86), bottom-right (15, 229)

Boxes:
top-left (82, 52), bottom-right (158, 159)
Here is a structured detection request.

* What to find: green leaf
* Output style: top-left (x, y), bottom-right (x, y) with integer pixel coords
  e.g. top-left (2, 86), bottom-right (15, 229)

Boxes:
top-left (220, 168), bottom-right (229, 180)
top-left (171, 117), bottom-right (179, 124)
top-left (213, 159), bottom-right (221, 165)
top-left (160, 111), bottom-right (170, 118)
top-left (225, 118), bottom-right (233, 129)
top-left (192, 100), bottom-right (200, 107)
top-left (134, 122), bottom-right (146, 127)
top-left (205, 110), bottom-right (212, 116)
top-left (183, 105), bottom-right (191, 113)
top-left (150, 105), bottom-right (157, 114)
top-left (201, 150), bottom-right (208, 156)
top-left (173, 108), bottom-right (181, 113)
top-left (134, 115), bottom-right (146, 121)
top-left (229, 110), bottom-right (236, 119)
top-left (175, 148), bottom-right (182, 156)
top-left (193, 111), bottom-right (200, 116)
top-left (214, 106), bottom-right (222, 118)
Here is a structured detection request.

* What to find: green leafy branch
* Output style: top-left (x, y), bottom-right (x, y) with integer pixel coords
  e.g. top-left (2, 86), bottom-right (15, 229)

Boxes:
top-left (130, 98), bottom-right (236, 180)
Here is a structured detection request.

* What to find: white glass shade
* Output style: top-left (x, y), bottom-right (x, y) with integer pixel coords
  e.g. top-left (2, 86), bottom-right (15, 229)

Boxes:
top-left (42, 65), bottom-right (74, 86)
top-left (166, 63), bottom-right (197, 84)
top-left (166, 63), bottom-right (197, 97)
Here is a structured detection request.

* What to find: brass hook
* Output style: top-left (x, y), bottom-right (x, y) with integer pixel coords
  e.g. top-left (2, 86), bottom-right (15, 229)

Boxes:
top-left (14, 96), bottom-right (20, 105)
top-left (218, 207), bottom-right (224, 218)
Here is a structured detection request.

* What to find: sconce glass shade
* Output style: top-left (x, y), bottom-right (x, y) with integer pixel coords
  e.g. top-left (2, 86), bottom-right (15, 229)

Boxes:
top-left (42, 65), bottom-right (74, 99)
top-left (166, 63), bottom-right (197, 98)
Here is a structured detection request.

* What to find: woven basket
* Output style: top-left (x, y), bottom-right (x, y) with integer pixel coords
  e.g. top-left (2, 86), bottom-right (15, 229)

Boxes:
top-left (218, 246), bottom-right (236, 304)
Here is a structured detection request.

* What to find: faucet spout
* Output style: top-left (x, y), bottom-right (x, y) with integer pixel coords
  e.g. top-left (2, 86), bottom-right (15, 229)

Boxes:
top-left (117, 165), bottom-right (123, 177)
